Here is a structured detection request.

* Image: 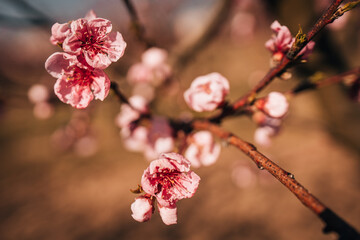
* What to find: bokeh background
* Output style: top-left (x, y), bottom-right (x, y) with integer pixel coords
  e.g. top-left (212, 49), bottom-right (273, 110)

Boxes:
top-left (0, 0), bottom-right (359, 239)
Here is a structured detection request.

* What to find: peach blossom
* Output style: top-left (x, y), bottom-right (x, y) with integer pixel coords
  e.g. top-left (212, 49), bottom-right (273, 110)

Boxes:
top-left (262, 92), bottom-right (289, 118)
top-left (185, 131), bottom-right (221, 168)
top-left (141, 153), bottom-right (200, 208)
top-left (62, 15), bottom-right (126, 69)
top-left (184, 72), bottom-right (230, 112)
top-left (45, 52), bottom-right (110, 109)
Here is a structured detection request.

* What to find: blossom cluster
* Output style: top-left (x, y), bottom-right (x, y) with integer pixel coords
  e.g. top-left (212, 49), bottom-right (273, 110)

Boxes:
top-left (116, 72), bottom-right (225, 167)
top-left (131, 153), bottom-right (200, 225)
top-left (45, 10), bottom-right (127, 108)
top-left (265, 20), bottom-right (315, 65)
top-left (253, 92), bottom-right (290, 146)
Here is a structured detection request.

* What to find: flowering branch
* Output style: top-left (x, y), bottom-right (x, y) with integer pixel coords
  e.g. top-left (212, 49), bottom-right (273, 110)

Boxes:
top-left (214, 0), bottom-right (345, 121)
top-left (192, 120), bottom-right (360, 239)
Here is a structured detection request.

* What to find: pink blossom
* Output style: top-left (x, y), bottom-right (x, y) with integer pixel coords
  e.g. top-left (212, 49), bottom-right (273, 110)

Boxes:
top-left (141, 47), bottom-right (168, 69)
top-left (144, 117), bottom-right (174, 160)
top-left (115, 95), bottom-right (148, 128)
top-left (45, 52), bottom-right (110, 109)
top-left (131, 196), bottom-right (154, 222)
top-left (184, 72), bottom-right (230, 112)
top-left (265, 20), bottom-right (293, 61)
top-left (265, 20), bottom-right (315, 62)
top-left (121, 126), bottom-right (149, 152)
top-left (62, 15), bottom-right (126, 69)
top-left (184, 131), bottom-right (221, 168)
top-left (127, 48), bottom-right (171, 86)
top-left (141, 152), bottom-right (201, 208)
top-left (256, 92), bottom-right (289, 118)
top-left (127, 63), bottom-right (154, 84)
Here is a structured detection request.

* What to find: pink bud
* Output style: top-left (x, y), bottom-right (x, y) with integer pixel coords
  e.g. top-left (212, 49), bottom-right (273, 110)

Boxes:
top-left (184, 72), bottom-right (230, 112)
top-left (260, 92), bottom-right (289, 118)
top-left (141, 47), bottom-right (168, 69)
top-left (131, 196), bottom-right (154, 222)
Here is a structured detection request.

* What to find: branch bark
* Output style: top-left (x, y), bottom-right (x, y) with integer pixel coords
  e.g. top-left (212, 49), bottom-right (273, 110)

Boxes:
top-left (192, 120), bottom-right (360, 239)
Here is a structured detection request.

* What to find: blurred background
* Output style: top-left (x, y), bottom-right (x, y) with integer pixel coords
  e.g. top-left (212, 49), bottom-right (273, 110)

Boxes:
top-left (0, 0), bottom-right (359, 239)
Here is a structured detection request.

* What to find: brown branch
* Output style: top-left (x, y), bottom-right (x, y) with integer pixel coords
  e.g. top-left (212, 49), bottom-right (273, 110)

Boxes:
top-left (110, 81), bottom-right (130, 105)
top-left (192, 120), bottom-right (360, 239)
top-left (292, 67), bottom-right (360, 94)
top-left (211, 0), bottom-right (344, 122)
top-left (122, 0), bottom-right (154, 48)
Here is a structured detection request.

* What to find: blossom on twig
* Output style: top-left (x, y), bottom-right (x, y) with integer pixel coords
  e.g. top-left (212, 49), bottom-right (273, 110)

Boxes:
top-left (255, 91), bottom-right (289, 118)
top-left (184, 72), bottom-right (230, 112)
top-left (131, 153), bottom-right (200, 225)
top-left (184, 131), bottom-right (221, 168)
top-left (127, 47), bottom-right (172, 86)
top-left (265, 20), bottom-right (315, 64)
top-left (45, 52), bottom-right (110, 109)
top-left (131, 196), bottom-right (154, 222)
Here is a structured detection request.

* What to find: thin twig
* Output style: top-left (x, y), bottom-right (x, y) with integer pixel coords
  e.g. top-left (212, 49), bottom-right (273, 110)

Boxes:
top-left (212, 0), bottom-right (344, 122)
top-left (122, 0), bottom-right (154, 47)
top-left (192, 120), bottom-right (360, 239)
top-left (172, 0), bottom-right (233, 73)
top-left (292, 67), bottom-right (360, 94)
top-left (110, 81), bottom-right (130, 105)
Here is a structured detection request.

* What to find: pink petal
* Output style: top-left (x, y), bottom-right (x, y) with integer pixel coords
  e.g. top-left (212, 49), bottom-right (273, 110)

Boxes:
top-left (62, 33), bottom-right (82, 55)
top-left (84, 51), bottom-right (112, 69)
top-left (270, 20), bottom-right (282, 32)
top-left (87, 18), bottom-right (112, 34)
top-left (45, 52), bottom-right (75, 78)
top-left (54, 77), bottom-right (94, 109)
top-left (50, 22), bottom-right (71, 45)
top-left (85, 10), bottom-right (97, 20)
top-left (90, 70), bottom-right (110, 100)
top-left (107, 31), bottom-right (127, 62)
top-left (158, 204), bottom-right (177, 225)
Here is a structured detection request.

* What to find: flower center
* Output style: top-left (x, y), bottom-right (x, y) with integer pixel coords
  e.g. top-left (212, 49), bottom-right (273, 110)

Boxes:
top-left (80, 28), bottom-right (107, 56)
top-left (66, 66), bottom-right (94, 87)
top-left (199, 82), bottom-right (212, 94)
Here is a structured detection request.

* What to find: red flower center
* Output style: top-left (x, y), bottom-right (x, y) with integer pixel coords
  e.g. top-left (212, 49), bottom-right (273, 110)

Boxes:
top-left (80, 28), bottom-right (107, 56)
top-left (67, 66), bottom-right (94, 87)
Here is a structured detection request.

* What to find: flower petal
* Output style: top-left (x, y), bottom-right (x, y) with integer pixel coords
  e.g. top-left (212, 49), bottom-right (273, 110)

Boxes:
top-left (45, 52), bottom-right (75, 78)
top-left (158, 204), bottom-right (177, 225)
top-left (90, 70), bottom-right (110, 100)
top-left (107, 31), bottom-right (127, 62)
top-left (54, 77), bottom-right (94, 109)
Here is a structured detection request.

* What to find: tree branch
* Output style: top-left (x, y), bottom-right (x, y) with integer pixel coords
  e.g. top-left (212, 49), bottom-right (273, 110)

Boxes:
top-left (212, 0), bottom-right (345, 122)
top-left (121, 0), bottom-right (154, 47)
top-left (192, 120), bottom-right (360, 239)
